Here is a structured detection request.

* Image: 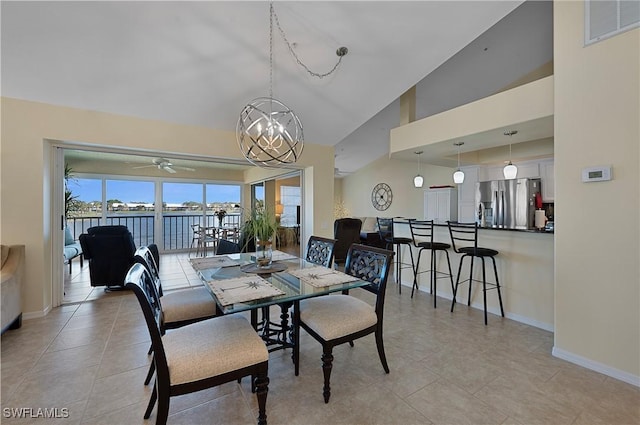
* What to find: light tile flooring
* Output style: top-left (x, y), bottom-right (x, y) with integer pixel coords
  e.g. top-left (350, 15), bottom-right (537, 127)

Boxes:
top-left (2, 253), bottom-right (639, 424)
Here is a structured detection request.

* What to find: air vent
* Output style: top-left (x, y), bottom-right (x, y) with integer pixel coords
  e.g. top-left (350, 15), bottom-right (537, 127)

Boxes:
top-left (585, 0), bottom-right (640, 45)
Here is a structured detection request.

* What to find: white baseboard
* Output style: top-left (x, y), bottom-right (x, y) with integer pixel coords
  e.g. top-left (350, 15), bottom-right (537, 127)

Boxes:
top-left (405, 282), bottom-right (554, 332)
top-left (552, 346), bottom-right (640, 388)
top-left (23, 304), bottom-right (52, 320)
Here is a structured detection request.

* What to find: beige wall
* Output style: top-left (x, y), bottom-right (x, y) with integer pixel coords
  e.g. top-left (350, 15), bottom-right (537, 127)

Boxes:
top-left (0, 97), bottom-right (334, 316)
top-left (340, 155), bottom-right (454, 219)
top-left (553, 2), bottom-right (640, 383)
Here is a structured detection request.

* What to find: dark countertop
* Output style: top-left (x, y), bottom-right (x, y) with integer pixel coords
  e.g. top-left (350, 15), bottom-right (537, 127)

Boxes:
top-left (434, 223), bottom-right (554, 234)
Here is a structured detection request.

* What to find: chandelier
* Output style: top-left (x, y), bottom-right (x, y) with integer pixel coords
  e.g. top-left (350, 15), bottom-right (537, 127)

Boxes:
top-left (237, 2), bottom-right (348, 167)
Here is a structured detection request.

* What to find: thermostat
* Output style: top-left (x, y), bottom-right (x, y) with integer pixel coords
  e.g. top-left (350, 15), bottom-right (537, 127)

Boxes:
top-left (582, 165), bottom-right (612, 182)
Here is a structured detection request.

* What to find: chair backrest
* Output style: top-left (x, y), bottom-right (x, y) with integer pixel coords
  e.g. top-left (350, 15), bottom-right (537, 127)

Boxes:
top-left (216, 239), bottom-right (241, 255)
top-left (305, 236), bottom-right (337, 268)
top-left (343, 244), bottom-right (394, 318)
top-left (409, 220), bottom-right (434, 247)
top-left (376, 217), bottom-right (393, 242)
top-left (133, 245), bottom-right (163, 297)
top-left (333, 218), bottom-right (362, 264)
top-left (125, 263), bottom-right (170, 383)
top-left (447, 221), bottom-right (479, 254)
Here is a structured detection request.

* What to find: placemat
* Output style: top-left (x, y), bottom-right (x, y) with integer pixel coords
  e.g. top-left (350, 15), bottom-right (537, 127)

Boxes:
top-left (207, 275), bottom-right (285, 306)
top-left (240, 262), bottom-right (288, 274)
top-left (288, 266), bottom-right (359, 288)
top-left (190, 255), bottom-right (240, 271)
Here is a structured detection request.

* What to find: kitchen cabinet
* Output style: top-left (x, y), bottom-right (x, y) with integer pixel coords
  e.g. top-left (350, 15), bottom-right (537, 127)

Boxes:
top-left (425, 188), bottom-right (458, 224)
top-left (457, 166), bottom-right (478, 222)
top-left (540, 159), bottom-right (554, 202)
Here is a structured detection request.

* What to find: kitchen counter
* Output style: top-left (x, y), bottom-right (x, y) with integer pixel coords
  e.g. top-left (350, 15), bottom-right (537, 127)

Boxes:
top-left (432, 223), bottom-right (554, 234)
top-left (397, 225), bottom-right (554, 331)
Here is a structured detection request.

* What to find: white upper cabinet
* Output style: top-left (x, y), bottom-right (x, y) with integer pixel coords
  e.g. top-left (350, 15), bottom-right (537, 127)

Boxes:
top-left (425, 188), bottom-right (458, 224)
top-left (540, 159), bottom-right (555, 202)
top-left (457, 166), bottom-right (479, 223)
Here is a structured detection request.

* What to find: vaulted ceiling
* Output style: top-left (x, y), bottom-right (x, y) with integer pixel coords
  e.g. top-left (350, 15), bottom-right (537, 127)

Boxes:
top-left (1, 1), bottom-right (552, 174)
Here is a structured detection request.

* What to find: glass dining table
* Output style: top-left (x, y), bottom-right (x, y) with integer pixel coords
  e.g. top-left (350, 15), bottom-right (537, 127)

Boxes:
top-left (190, 251), bottom-right (370, 375)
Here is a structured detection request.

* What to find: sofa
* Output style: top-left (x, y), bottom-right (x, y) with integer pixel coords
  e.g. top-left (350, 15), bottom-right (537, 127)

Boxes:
top-left (355, 217), bottom-right (386, 248)
top-left (1, 244), bottom-right (24, 334)
top-left (63, 226), bottom-right (83, 274)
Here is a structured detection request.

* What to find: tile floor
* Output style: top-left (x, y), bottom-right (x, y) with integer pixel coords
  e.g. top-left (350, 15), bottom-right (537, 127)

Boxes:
top-left (2, 253), bottom-right (639, 424)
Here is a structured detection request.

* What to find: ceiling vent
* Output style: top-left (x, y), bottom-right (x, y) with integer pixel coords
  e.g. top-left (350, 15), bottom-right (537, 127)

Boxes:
top-left (585, 0), bottom-right (639, 45)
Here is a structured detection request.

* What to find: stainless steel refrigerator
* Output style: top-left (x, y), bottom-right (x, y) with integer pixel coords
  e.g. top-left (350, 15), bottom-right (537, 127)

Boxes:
top-left (475, 178), bottom-right (542, 229)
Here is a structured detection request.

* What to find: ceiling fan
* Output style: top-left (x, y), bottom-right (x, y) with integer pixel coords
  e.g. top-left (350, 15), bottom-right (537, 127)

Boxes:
top-left (131, 158), bottom-right (195, 174)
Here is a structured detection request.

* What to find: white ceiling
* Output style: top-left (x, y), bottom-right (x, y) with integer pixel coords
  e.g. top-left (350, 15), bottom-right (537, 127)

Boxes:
top-left (1, 1), bottom-right (531, 171)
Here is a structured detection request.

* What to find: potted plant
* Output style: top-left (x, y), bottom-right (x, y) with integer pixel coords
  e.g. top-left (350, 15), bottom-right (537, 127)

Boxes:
top-left (240, 208), bottom-right (277, 267)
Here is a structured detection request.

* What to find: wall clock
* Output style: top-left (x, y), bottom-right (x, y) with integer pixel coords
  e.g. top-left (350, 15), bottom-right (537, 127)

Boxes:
top-left (371, 183), bottom-right (393, 211)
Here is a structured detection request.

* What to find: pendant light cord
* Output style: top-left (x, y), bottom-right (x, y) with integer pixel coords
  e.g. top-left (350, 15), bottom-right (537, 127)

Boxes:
top-left (269, 2), bottom-right (274, 101)
top-left (271, 3), bottom-right (347, 79)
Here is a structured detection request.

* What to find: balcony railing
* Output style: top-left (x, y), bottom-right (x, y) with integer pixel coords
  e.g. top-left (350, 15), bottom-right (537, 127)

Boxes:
top-left (66, 213), bottom-right (242, 252)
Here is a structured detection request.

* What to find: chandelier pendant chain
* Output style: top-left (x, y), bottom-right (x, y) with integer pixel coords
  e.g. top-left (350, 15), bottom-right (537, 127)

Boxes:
top-left (272, 3), bottom-right (347, 79)
top-left (269, 2), bottom-right (274, 101)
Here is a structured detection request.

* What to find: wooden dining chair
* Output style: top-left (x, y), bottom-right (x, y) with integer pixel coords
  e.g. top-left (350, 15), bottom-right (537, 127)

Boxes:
top-left (298, 243), bottom-right (394, 403)
top-left (125, 263), bottom-right (269, 425)
top-left (133, 246), bottom-right (218, 385)
top-left (305, 235), bottom-right (337, 268)
top-left (259, 236), bottom-right (337, 351)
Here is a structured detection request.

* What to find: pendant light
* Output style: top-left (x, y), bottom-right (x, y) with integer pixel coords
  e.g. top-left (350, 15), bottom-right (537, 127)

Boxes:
top-left (413, 150), bottom-right (424, 188)
top-left (453, 142), bottom-right (465, 184)
top-left (237, 2), bottom-right (348, 167)
top-left (503, 130), bottom-right (518, 180)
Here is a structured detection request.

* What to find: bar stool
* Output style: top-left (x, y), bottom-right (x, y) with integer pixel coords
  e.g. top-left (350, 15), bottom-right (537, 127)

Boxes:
top-left (447, 221), bottom-right (504, 325)
top-left (377, 217), bottom-right (415, 294)
top-left (408, 220), bottom-right (454, 307)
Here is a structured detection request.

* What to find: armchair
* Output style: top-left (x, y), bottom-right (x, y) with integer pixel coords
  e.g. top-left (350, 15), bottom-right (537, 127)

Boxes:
top-left (79, 225), bottom-right (137, 290)
top-left (333, 218), bottom-right (362, 265)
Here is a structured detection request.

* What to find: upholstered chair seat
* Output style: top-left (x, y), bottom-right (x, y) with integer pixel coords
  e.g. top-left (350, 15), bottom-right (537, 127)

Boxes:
top-left (300, 295), bottom-right (377, 341)
top-left (163, 315), bottom-right (268, 385)
top-left (161, 287), bottom-right (217, 325)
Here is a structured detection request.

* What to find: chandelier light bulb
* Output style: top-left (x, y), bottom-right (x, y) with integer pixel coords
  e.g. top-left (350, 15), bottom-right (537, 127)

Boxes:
top-left (414, 175), bottom-right (424, 188)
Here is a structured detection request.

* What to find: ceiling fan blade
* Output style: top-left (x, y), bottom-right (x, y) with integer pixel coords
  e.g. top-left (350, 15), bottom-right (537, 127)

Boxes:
top-left (163, 166), bottom-right (177, 174)
top-left (132, 164), bottom-right (155, 169)
top-left (174, 166), bottom-right (196, 172)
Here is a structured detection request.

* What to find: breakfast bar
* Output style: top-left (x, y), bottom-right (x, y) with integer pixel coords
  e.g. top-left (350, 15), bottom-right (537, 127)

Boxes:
top-left (405, 225), bottom-right (554, 331)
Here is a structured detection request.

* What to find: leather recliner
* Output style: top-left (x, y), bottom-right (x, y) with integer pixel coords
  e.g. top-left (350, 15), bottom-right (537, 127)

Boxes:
top-left (80, 225), bottom-right (159, 290)
top-left (333, 218), bottom-right (363, 265)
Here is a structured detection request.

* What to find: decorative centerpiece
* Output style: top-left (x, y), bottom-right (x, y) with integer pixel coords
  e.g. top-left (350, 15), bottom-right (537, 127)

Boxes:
top-left (241, 208), bottom-right (277, 268)
top-left (215, 209), bottom-right (227, 226)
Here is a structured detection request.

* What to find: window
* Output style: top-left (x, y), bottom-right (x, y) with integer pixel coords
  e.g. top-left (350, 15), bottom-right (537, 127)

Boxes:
top-left (280, 185), bottom-right (301, 227)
